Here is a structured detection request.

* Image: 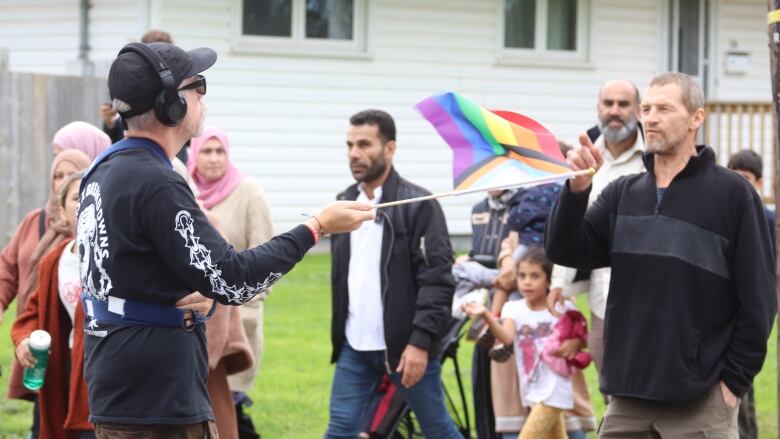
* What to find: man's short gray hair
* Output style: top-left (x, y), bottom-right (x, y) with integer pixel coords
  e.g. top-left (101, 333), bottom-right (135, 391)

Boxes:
top-left (112, 98), bottom-right (131, 113)
top-left (648, 72), bottom-right (705, 114)
top-left (112, 98), bottom-right (157, 131)
top-left (124, 109), bottom-right (158, 131)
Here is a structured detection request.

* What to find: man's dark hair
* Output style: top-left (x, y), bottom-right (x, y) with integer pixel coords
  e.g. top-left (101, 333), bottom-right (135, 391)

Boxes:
top-left (350, 109), bottom-right (396, 143)
top-left (728, 149), bottom-right (763, 180)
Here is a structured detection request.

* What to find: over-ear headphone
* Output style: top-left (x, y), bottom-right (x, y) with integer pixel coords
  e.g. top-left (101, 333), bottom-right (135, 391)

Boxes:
top-left (117, 42), bottom-right (187, 126)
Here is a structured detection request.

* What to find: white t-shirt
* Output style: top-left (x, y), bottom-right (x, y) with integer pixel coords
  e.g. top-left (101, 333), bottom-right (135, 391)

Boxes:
top-left (58, 241), bottom-right (82, 348)
top-left (345, 186), bottom-right (386, 351)
top-left (501, 299), bottom-right (573, 410)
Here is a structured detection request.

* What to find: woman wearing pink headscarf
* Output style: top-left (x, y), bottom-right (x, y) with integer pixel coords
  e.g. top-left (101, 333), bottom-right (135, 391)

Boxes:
top-left (44, 122), bottom-right (110, 242)
top-left (51, 121), bottom-right (111, 160)
top-left (188, 126), bottom-right (274, 253)
top-left (188, 125), bottom-right (274, 439)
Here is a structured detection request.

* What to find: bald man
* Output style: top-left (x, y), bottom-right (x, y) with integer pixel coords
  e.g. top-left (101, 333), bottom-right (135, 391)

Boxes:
top-left (548, 80), bottom-right (646, 396)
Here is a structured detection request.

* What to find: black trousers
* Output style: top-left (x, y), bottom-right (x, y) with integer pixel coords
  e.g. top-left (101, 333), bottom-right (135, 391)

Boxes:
top-left (472, 343), bottom-right (498, 439)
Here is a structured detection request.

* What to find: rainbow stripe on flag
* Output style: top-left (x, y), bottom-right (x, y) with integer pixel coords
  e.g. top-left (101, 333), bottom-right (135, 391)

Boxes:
top-left (415, 92), bottom-right (570, 190)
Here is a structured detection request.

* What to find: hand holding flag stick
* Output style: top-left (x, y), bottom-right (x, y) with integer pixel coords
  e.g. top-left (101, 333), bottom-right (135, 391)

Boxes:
top-left (375, 91), bottom-right (591, 209)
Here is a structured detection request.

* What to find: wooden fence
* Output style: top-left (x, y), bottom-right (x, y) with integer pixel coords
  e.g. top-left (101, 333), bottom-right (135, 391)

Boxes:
top-left (0, 53), bottom-right (109, 246)
top-left (704, 101), bottom-right (775, 201)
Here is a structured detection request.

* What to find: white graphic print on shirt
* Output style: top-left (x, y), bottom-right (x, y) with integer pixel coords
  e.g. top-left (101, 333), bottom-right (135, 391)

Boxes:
top-left (78, 182), bottom-right (113, 301)
top-left (174, 210), bottom-right (281, 304)
top-left (501, 299), bottom-right (574, 410)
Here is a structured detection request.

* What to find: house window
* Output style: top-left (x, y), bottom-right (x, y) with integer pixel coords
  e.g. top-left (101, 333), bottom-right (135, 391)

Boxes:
top-left (505, 0), bottom-right (536, 49)
top-left (243, 0), bottom-right (293, 38)
top-left (500, 0), bottom-right (590, 66)
top-left (237, 0), bottom-right (367, 56)
top-left (306, 0), bottom-right (354, 40)
top-left (668, 0), bottom-right (707, 85)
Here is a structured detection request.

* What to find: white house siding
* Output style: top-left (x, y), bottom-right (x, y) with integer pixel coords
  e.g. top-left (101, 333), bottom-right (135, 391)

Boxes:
top-left (0, 0), bottom-right (80, 74)
top-left (14, 0), bottom-right (766, 234)
top-left (709, 0), bottom-right (773, 196)
top-left (88, 0), bottom-right (147, 71)
top-left (713, 0), bottom-right (771, 101)
top-left (0, 0), bottom-right (139, 75)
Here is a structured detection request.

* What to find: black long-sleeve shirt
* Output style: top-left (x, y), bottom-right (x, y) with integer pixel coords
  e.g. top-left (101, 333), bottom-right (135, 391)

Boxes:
top-left (545, 145), bottom-right (776, 402)
top-left (77, 137), bottom-right (313, 424)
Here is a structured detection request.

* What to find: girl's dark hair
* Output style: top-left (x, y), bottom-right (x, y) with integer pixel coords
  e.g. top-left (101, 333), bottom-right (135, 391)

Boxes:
top-left (517, 246), bottom-right (553, 281)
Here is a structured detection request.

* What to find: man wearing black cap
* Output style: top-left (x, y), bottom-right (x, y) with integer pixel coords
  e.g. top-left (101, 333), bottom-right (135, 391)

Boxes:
top-left (77, 42), bottom-right (373, 438)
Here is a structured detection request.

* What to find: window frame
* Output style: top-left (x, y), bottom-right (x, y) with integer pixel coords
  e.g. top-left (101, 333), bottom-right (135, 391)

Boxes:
top-left (232, 0), bottom-right (371, 59)
top-left (497, 0), bottom-right (593, 68)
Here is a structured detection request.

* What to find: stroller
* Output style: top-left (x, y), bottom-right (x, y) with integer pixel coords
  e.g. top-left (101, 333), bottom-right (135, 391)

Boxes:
top-left (361, 316), bottom-right (472, 439)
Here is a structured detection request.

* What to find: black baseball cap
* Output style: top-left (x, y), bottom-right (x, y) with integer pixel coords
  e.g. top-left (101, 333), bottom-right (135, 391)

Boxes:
top-left (108, 42), bottom-right (217, 117)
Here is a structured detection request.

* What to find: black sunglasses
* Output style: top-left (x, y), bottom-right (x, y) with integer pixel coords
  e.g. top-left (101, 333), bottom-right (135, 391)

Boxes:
top-left (178, 75), bottom-right (206, 95)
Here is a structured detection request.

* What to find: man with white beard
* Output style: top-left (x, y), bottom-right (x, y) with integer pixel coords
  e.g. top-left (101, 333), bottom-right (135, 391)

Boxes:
top-left (547, 79), bottom-right (645, 399)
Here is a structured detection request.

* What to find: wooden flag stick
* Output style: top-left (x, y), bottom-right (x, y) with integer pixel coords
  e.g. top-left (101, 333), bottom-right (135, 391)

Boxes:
top-left (374, 168), bottom-right (595, 209)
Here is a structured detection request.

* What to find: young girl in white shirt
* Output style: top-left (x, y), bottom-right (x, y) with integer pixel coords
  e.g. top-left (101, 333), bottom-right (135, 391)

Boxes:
top-left (463, 247), bottom-right (582, 439)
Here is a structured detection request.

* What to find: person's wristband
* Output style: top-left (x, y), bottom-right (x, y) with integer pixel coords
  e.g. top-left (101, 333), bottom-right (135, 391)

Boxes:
top-left (302, 214), bottom-right (326, 244)
top-left (305, 222), bottom-right (320, 244)
top-left (311, 215), bottom-right (326, 236)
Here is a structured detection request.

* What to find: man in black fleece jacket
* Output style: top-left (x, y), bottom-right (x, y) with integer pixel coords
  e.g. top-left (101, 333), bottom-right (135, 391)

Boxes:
top-left (545, 72), bottom-right (776, 437)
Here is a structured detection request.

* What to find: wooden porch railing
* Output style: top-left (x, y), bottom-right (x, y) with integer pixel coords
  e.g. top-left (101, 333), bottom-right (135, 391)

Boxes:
top-left (704, 101), bottom-right (775, 201)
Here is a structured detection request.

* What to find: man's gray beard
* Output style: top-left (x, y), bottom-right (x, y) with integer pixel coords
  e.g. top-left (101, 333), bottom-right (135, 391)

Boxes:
top-left (600, 117), bottom-right (639, 144)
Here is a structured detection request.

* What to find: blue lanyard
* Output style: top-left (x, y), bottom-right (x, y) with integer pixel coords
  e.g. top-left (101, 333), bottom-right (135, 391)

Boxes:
top-left (81, 137), bottom-right (172, 192)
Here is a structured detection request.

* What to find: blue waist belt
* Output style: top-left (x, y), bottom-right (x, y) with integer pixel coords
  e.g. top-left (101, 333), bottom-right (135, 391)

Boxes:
top-left (82, 294), bottom-right (213, 329)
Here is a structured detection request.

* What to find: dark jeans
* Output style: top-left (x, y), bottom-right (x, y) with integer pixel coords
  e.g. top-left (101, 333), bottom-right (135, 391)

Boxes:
top-left (95, 422), bottom-right (218, 439)
top-left (325, 342), bottom-right (462, 439)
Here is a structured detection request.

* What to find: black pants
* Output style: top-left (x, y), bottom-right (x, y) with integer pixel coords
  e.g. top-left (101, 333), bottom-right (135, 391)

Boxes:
top-left (30, 397), bottom-right (40, 439)
top-left (472, 343), bottom-right (498, 439)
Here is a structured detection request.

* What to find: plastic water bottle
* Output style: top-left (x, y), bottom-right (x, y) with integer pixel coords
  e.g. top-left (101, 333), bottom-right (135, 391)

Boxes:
top-left (22, 330), bottom-right (51, 391)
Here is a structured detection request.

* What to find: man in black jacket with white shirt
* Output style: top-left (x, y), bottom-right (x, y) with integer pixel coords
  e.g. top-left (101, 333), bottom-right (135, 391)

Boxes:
top-left (326, 109), bottom-right (461, 438)
top-left (545, 72), bottom-right (776, 437)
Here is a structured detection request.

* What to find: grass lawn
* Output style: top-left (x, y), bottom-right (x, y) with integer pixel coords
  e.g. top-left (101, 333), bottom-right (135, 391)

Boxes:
top-left (0, 253), bottom-right (778, 437)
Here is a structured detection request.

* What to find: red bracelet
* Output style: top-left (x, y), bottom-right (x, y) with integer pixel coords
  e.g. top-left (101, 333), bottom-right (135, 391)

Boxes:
top-left (305, 222), bottom-right (320, 244)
